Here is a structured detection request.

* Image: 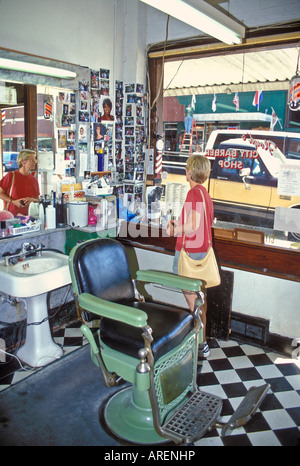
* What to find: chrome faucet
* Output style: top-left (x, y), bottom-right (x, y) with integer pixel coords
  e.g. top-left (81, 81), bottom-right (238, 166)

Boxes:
top-left (2, 243), bottom-right (45, 266)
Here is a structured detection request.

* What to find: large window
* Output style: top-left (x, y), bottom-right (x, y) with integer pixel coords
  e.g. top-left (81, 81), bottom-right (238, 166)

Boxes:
top-left (156, 43), bottom-right (300, 247)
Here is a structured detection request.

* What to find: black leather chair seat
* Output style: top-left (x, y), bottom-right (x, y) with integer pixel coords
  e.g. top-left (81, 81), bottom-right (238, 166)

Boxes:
top-left (100, 301), bottom-right (194, 362)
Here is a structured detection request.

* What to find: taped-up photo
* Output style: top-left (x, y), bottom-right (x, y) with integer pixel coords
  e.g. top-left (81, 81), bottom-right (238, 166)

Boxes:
top-left (125, 116), bottom-right (134, 126)
top-left (57, 130), bottom-right (67, 148)
top-left (136, 84), bottom-right (144, 93)
top-left (91, 70), bottom-right (100, 89)
top-left (68, 130), bottom-right (75, 141)
top-left (127, 94), bottom-right (136, 103)
top-left (147, 186), bottom-right (165, 220)
top-left (79, 124), bottom-right (87, 143)
top-left (100, 68), bottom-right (110, 79)
top-left (101, 97), bottom-right (114, 121)
top-left (100, 79), bottom-right (110, 96)
top-left (115, 100), bottom-right (123, 117)
top-left (125, 83), bottom-right (135, 93)
top-left (79, 80), bottom-right (89, 92)
top-left (64, 149), bottom-right (75, 161)
top-left (94, 123), bottom-right (107, 142)
top-left (91, 99), bottom-right (101, 123)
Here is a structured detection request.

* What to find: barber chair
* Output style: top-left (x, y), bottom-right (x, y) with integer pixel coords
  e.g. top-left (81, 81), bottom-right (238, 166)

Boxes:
top-left (69, 238), bottom-right (269, 445)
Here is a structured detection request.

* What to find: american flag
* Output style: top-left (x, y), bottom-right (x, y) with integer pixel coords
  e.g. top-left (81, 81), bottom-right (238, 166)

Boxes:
top-left (1, 109), bottom-right (5, 125)
top-left (252, 90), bottom-right (263, 110)
top-left (233, 92), bottom-right (239, 111)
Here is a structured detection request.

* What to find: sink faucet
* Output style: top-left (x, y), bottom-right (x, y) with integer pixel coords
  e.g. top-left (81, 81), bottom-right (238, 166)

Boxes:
top-left (2, 243), bottom-right (45, 266)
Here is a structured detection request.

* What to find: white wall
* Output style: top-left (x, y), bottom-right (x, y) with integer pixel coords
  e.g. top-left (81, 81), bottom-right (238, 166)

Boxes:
top-left (0, 0), bottom-right (147, 83)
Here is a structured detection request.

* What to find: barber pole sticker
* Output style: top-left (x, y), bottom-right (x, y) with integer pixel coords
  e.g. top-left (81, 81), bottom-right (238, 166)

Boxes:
top-left (155, 152), bottom-right (162, 174)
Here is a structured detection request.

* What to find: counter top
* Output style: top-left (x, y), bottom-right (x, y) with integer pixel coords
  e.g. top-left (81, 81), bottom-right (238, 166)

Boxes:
top-left (118, 221), bottom-right (300, 282)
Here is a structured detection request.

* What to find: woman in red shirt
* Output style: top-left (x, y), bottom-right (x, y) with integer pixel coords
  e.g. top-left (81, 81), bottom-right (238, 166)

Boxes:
top-left (166, 154), bottom-right (213, 357)
top-left (0, 149), bottom-right (40, 216)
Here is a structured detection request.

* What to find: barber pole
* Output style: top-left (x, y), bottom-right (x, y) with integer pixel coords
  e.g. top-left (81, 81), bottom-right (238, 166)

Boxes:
top-left (155, 151), bottom-right (162, 176)
top-left (155, 137), bottom-right (164, 179)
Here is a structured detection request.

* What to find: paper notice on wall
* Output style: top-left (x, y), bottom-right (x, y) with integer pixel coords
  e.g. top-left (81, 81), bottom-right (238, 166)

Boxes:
top-left (274, 206), bottom-right (300, 233)
top-left (164, 182), bottom-right (188, 219)
top-left (277, 164), bottom-right (300, 196)
top-left (79, 152), bottom-right (87, 177)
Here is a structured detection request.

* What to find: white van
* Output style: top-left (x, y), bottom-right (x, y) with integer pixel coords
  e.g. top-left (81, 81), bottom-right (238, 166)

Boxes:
top-left (205, 129), bottom-right (300, 160)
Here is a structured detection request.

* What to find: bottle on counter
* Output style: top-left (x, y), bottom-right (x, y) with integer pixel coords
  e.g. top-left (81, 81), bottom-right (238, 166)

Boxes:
top-left (46, 205), bottom-right (56, 229)
top-left (39, 203), bottom-right (45, 229)
top-left (0, 221), bottom-right (7, 238)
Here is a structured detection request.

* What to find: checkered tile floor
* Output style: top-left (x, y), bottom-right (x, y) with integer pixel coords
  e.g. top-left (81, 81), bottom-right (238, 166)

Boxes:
top-left (1, 321), bottom-right (299, 446)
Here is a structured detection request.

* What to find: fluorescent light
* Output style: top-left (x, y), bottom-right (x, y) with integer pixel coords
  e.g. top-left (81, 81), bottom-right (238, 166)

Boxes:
top-left (0, 57), bottom-right (77, 79)
top-left (139, 0), bottom-right (245, 45)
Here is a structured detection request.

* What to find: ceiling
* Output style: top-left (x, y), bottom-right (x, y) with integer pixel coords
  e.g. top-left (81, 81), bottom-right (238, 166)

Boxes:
top-left (163, 45), bottom-right (300, 96)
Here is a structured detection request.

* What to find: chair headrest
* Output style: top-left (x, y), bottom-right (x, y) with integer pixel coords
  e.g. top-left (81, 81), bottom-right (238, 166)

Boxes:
top-left (73, 238), bottom-right (135, 303)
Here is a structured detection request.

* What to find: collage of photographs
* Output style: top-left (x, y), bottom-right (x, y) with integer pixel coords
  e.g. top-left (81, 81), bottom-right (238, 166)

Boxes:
top-left (54, 66), bottom-right (148, 211)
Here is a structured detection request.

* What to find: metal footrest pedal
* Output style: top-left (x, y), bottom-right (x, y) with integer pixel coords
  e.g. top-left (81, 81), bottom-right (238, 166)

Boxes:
top-left (161, 389), bottom-right (223, 444)
top-left (218, 383), bottom-right (270, 437)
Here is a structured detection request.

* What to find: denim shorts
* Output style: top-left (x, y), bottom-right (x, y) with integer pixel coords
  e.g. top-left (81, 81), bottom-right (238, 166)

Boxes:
top-left (173, 249), bottom-right (207, 275)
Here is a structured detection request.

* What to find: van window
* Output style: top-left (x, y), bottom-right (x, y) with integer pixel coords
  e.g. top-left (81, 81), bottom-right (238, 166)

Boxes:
top-left (286, 138), bottom-right (300, 160)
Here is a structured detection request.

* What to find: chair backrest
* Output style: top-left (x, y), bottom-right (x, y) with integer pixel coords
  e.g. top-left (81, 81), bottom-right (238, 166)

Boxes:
top-left (72, 238), bottom-right (135, 303)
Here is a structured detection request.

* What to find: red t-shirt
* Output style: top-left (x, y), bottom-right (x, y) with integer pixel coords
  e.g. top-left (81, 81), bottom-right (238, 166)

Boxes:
top-left (175, 184), bottom-right (214, 253)
top-left (0, 170), bottom-right (40, 216)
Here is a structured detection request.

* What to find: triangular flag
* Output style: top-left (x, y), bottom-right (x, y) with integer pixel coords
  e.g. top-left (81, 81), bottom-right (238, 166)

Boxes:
top-left (191, 94), bottom-right (196, 111)
top-left (233, 92), bottom-right (239, 111)
top-left (212, 94), bottom-right (217, 112)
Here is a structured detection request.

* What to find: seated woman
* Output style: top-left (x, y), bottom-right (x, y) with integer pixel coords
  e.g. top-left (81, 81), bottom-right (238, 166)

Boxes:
top-left (0, 149), bottom-right (40, 216)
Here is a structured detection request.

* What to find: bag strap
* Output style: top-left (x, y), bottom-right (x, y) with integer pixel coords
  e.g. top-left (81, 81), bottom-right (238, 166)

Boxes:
top-left (5, 171), bottom-right (15, 210)
top-left (182, 185), bottom-right (211, 249)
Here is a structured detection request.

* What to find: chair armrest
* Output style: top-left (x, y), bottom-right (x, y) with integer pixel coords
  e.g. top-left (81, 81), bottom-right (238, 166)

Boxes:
top-left (136, 270), bottom-right (202, 292)
top-left (78, 292), bottom-right (148, 328)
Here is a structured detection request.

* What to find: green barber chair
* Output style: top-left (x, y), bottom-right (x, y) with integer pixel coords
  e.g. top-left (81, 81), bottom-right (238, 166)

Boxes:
top-left (69, 238), bottom-right (269, 445)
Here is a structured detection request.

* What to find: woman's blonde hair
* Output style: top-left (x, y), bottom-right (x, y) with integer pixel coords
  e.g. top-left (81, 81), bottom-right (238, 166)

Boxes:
top-left (186, 154), bottom-right (211, 184)
top-left (17, 149), bottom-right (36, 168)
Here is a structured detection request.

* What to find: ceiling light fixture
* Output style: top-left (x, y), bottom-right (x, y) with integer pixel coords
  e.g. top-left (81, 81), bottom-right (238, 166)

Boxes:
top-left (139, 0), bottom-right (245, 45)
top-left (0, 57), bottom-right (77, 79)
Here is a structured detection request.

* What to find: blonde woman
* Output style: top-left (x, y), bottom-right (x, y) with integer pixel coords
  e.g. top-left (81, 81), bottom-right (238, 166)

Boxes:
top-left (166, 154), bottom-right (213, 357)
top-left (0, 149), bottom-right (40, 216)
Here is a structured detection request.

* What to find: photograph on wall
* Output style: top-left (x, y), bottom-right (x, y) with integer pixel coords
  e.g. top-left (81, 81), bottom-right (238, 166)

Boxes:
top-left (125, 83), bottom-right (135, 93)
top-left (57, 130), bottom-right (67, 148)
top-left (100, 68), bottom-right (110, 79)
top-left (91, 99), bottom-right (101, 122)
top-left (79, 124), bottom-right (87, 143)
top-left (136, 84), bottom-right (144, 93)
top-left (94, 122), bottom-right (106, 142)
top-left (101, 97), bottom-right (114, 121)
top-left (116, 83), bottom-right (123, 100)
top-left (91, 69), bottom-right (100, 89)
top-left (64, 149), bottom-right (76, 161)
top-left (100, 79), bottom-right (110, 96)
top-left (79, 80), bottom-right (90, 92)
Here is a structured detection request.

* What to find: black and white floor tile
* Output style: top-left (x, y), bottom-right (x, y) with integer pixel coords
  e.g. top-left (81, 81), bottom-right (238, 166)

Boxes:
top-left (196, 339), bottom-right (300, 446)
top-left (0, 321), bottom-right (299, 446)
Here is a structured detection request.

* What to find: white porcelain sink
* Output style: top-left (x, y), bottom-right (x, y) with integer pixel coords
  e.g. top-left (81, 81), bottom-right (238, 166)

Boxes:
top-left (0, 250), bottom-right (72, 367)
top-left (0, 250), bottom-right (71, 297)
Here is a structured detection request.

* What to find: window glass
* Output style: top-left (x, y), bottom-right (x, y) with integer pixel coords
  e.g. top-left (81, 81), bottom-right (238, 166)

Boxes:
top-left (161, 47), bottom-right (300, 248)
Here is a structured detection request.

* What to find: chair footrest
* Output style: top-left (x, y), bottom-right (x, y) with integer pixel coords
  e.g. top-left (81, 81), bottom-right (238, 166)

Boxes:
top-left (220, 383), bottom-right (270, 437)
top-left (161, 389), bottom-right (223, 444)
